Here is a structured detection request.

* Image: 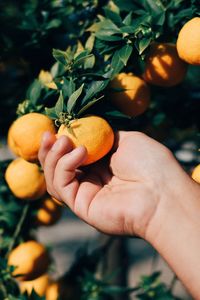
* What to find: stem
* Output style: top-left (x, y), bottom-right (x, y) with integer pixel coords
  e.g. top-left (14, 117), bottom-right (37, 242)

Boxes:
top-left (169, 274), bottom-right (178, 293)
top-left (6, 203), bottom-right (29, 257)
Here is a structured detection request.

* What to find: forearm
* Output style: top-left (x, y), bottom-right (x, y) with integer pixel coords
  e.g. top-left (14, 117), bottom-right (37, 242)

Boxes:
top-left (147, 172), bottom-right (200, 299)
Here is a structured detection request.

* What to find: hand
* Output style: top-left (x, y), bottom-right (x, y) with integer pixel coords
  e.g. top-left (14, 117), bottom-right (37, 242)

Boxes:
top-left (38, 131), bottom-right (186, 239)
top-left (39, 131), bottom-right (200, 299)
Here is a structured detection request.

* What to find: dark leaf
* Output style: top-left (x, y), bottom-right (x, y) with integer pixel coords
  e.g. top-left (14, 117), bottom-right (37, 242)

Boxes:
top-left (55, 92), bottom-right (64, 116)
top-left (67, 84), bottom-right (84, 114)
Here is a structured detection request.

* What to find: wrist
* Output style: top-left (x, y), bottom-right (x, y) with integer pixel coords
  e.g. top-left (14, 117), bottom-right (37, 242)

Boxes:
top-left (145, 168), bottom-right (200, 298)
top-left (146, 169), bottom-right (200, 246)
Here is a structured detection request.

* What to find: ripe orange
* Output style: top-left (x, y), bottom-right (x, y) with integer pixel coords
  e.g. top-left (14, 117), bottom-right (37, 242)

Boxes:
top-left (192, 164), bottom-right (200, 184)
top-left (8, 113), bottom-right (56, 162)
top-left (46, 280), bottom-right (74, 300)
top-left (8, 241), bottom-right (49, 281)
top-left (143, 43), bottom-right (187, 87)
top-left (46, 282), bottom-right (60, 300)
top-left (20, 274), bottom-right (49, 296)
top-left (177, 17), bottom-right (200, 65)
top-left (52, 197), bottom-right (64, 207)
top-left (36, 197), bottom-right (62, 226)
top-left (110, 73), bottom-right (150, 117)
top-left (57, 116), bottom-right (114, 165)
top-left (5, 158), bottom-right (46, 200)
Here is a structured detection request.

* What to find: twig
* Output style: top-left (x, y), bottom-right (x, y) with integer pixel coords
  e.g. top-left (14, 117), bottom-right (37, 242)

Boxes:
top-left (6, 203), bottom-right (29, 257)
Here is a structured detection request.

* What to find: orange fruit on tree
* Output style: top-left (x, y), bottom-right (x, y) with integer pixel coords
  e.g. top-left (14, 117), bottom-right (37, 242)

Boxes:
top-left (52, 197), bottom-right (64, 207)
top-left (36, 196), bottom-right (62, 226)
top-left (110, 72), bottom-right (150, 117)
top-left (46, 280), bottom-right (74, 300)
top-left (143, 43), bottom-right (187, 87)
top-left (20, 274), bottom-right (49, 296)
top-left (8, 241), bottom-right (49, 281)
top-left (8, 112), bottom-right (56, 162)
top-left (5, 158), bottom-right (46, 200)
top-left (192, 164), bottom-right (200, 184)
top-left (177, 17), bottom-right (200, 65)
top-left (57, 115), bottom-right (114, 165)
top-left (46, 281), bottom-right (60, 300)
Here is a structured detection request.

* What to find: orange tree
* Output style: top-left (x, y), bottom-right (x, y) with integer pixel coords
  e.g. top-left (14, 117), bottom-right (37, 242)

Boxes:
top-left (0, 0), bottom-right (200, 299)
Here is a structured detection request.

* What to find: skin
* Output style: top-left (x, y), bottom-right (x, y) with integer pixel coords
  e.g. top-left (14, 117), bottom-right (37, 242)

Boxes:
top-left (39, 131), bottom-right (200, 299)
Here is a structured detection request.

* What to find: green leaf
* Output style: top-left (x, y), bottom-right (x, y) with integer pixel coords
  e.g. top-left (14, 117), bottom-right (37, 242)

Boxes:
top-left (26, 80), bottom-right (42, 105)
top-left (111, 44), bottom-right (133, 77)
top-left (45, 107), bottom-right (57, 119)
top-left (123, 12), bottom-right (132, 26)
top-left (67, 84), bottom-right (84, 114)
top-left (95, 32), bottom-right (123, 41)
top-left (62, 77), bottom-right (76, 99)
top-left (82, 79), bottom-right (110, 104)
top-left (118, 43), bottom-right (133, 65)
top-left (104, 8), bottom-right (122, 26)
top-left (85, 34), bottom-right (95, 51)
top-left (45, 19), bottom-right (61, 30)
top-left (77, 97), bottom-right (103, 117)
top-left (84, 54), bottom-right (95, 69)
top-left (135, 36), bottom-right (152, 55)
top-left (52, 49), bottom-right (69, 66)
top-left (55, 92), bottom-right (64, 116)
top-left (74, 54), bottom-right (94, 68)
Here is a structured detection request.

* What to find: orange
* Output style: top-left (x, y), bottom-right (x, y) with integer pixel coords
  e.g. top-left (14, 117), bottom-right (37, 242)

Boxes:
top-left (5, 158), bottom-right (46, 200)
top-left (20, 274), bottom-right (49, 296)
top-left (143, 43), bottom-right (187, 86)
top-left (8, 112), bottom-right (56, 162)
top-left (46, 282), bottom-right (60, 300)
top-left (192, 164), bottom-right (200, 184)
top-left (177, 17), bottom-right (200, 65)
top-left (46, 280), bottom-right (74, 300)
top-left (52, 197), bottom-right (65, 207)
top-left (110, 73), bottom-right (150, 117)
top-left (36, 197), bottom-right (62, 226)
top-left (8, 241), bottom-right (49, 281)
top-left (57, 115), bottom-right (114, 165)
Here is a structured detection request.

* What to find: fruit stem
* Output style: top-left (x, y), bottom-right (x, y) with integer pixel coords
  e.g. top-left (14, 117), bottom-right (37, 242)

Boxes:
top-left (5, 203), bottom-right (30, 257)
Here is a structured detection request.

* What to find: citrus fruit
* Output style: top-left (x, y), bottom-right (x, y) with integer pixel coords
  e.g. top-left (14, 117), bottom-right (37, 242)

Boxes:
top-left (8, 112), bottom-right (56, 162)
top-left (20, 274), bottom-right (49, 296)
top-left (46, 282), bottom-right (60, 300)
top-left (46, 280), bottom-right (74, 300)
top-left (36, 197), bottom-right (62, 226)
top-left (57, 115), bottom-right (114, 165)
top-left (5, 158), bottom-right (46, 200)
top-left (110, 73), bottom-right (150, 117)
top-left (177, 17), bottom-right (200, 65)
top-left (192, 164), bottom-right (200, 184)
top-left (8, 241), bottom-right (49, 281)
top-left (52, 197), bottom-right (64, 207)
top-left (143, 43), bottom-right (187, 87)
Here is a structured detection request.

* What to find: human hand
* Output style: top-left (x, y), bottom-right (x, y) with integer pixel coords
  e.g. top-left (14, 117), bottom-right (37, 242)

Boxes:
top-left (38, 131), bottom-right (192, 241)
